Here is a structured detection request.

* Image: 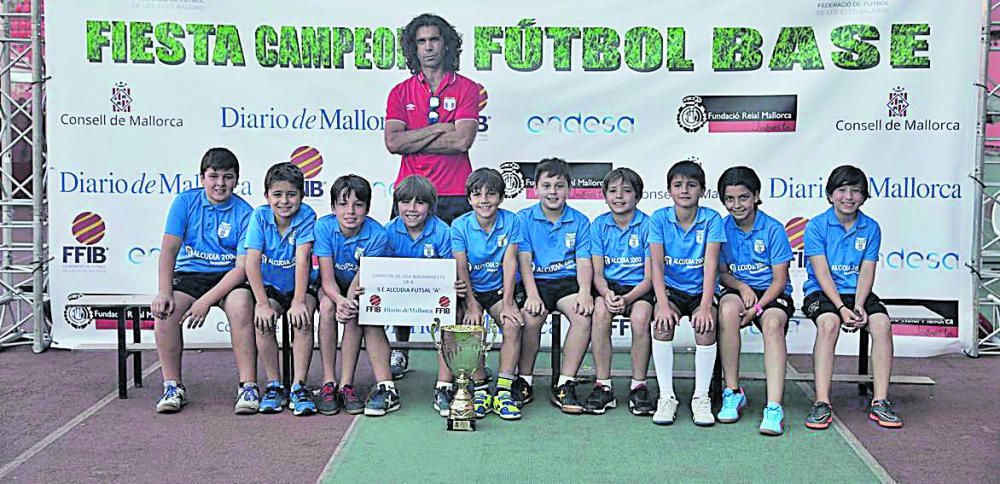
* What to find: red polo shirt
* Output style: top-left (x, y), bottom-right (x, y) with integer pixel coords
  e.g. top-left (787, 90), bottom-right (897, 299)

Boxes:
top-left (386, 71), bottom-right (482, 196)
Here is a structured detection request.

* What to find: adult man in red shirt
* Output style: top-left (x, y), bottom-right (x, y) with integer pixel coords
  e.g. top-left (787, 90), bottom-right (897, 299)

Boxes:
top-left (384, 13), bottom-right (484, 380)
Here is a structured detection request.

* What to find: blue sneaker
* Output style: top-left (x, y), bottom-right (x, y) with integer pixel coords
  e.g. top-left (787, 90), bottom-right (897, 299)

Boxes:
top-left (259, 382), bottom-right (287, 414)
top-left (717, 387), bottom-right (747, 423)
top-left (364, 384), bottom-right (401, 417)
top-left (759, 403), bottom-right (785, 436)
top-left (290, 382), bottom-right (317, 416)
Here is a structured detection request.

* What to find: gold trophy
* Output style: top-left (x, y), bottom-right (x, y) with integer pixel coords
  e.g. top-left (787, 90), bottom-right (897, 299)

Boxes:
top-left (431, 318), bottom-right (495, 431)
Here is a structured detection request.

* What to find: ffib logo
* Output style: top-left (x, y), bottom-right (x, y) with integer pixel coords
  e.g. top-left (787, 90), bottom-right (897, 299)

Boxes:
top-left (367, 294), bottom-right (382, 313)
top-left (63, 212), bottom-right (108, 265)
top-left (290, 146), bottom-right (325, 197)
top-left (435, 295), bottom-right (451, 314)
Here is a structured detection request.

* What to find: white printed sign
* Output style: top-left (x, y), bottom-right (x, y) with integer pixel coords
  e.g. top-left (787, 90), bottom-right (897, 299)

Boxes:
top-left (359, 257), bottom-right (457, 327)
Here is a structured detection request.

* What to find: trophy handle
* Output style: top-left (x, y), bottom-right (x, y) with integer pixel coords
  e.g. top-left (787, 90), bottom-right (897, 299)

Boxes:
top-left (430, 318), bottom-right (442, 351)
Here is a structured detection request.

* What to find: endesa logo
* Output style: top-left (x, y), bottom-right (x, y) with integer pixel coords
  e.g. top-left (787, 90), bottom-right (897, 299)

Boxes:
top-left (62, 212), bottom-right (108, 269)
top-left (881, 249), bottom-right (959, 271)
top-left (128, 246), bottom-right (160, 264)
top-left (290, 146), bottom-right (325, 198)
top-left (526, 113), bottom-right (634, 135)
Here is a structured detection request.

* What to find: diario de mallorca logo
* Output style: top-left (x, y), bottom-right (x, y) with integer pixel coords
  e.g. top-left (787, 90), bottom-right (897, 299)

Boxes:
top-left (290, 145), bottom-right (325, 198)
top-left (220, 105), bottom-right (384, 132)
top-left (59, 81), bottom-right (184, 128)
top-left (677, 95), bottom-right (797, 133)
top-left (834, 86), bottom-right (960, 132)
top-left (62, 211), bottom-right (109, 270)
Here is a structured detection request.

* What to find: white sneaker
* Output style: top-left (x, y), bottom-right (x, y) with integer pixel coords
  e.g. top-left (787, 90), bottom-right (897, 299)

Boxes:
top-left (652, 395), bottom-right (678, 425)
top-left (691, 395), bottom-right (715, 426)
top-left (234, 384), bottom-right (260, 415)
top-left (156, 384), bottom-right (188, 413)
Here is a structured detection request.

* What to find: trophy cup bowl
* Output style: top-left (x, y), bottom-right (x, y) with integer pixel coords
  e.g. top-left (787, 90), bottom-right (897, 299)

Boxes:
top-left (431, 319), bottom-right (495, 431)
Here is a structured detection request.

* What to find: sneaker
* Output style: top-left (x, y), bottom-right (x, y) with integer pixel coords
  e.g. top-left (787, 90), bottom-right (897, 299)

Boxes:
top-left (258, 383), bottom-right (288, 414)
top-left (156, 383), bottom-right (187, 413)
top-left (628, 385), bottom-right (655, 416)
top-left (364, 384), bottom-right (401, 417)
top-left (234, 383), bottom-right (260, 415)
top-left (290, 382), bottom-right (317, 416)
top-left (473, 389), bottom-right (492, 418)
top-left (868, 399), bottom-right (903, 428)
top-left (511, 377), bottom-right (534, 407)
top-left (717, 387), bottom-right (747, 423)
top-left (340, 385), bottom-right (365, 415)
top-left (759, 403), bottom-right (785, 436)
top-left (433, 386), bottom-right (454, 418)
top-left (691, 395), bottom-right (715, 426)
top-left (583, 384), bottom-right (617, 415)
top-left (550, 380), bottom-right (584, 414)
top-left (492, 390), bottom-right (522, 420)
top-left (805, 401), bottom-right (833, 430)
top-left (652, 394), bottom-right (679, 425)
top-left (316, 382), bottom-right (341, 415)
top-left (390, 350), bottom-right (409, 380)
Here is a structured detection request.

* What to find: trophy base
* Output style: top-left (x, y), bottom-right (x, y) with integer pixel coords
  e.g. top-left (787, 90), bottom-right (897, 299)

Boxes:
top-left (447, 418), bottom-right (476, 432)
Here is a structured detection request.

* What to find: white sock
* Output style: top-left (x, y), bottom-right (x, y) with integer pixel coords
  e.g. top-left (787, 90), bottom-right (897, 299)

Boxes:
top-left (521, 375), bottom-right (534, 386)
top-left (597, 378), bottom-right (612, 388)
top-left (164, 380), bottom-right (178, 390)
top-left (652, 339), bottom-right (675, 399)
top-left (377, 380), bottom-right (396, 391)
top-left (630, 379), bottom-right (646, 390)
top-left (435, 381), bottom-right (451, 389)
top-left (556, 375), bottom-right (574, 387)
top-left (694, 343), bottom-right (718, 398)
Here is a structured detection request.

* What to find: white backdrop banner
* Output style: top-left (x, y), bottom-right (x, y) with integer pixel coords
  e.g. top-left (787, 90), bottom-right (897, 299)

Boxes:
top-left (46, 0), bottom-right (981, 356)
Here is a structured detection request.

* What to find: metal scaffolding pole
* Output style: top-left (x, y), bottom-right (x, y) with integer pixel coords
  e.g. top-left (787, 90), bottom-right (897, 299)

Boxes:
top-left (970, 1), bottom-right (1000, 357)
top-left (0, 0), bottom-right (46, 352)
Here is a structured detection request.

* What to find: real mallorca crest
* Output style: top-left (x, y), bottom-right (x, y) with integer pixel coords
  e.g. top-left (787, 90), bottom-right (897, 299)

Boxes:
top-left (423, 243), bottom-right (435, 258)
top-left (628, 233), bottom-right (640, 248)
top-left (677, 95), bottom-right (707, 133)
top-left (754, 239), bottom-right (765, 254)
top-left (443, 97), bottom-right (457, 111)
top-left (565, 232), bottom-right (577, 249)
top-left (499, 161), bottom-right (525, 198)
top-left (855, 237), bottom-right (867, 251)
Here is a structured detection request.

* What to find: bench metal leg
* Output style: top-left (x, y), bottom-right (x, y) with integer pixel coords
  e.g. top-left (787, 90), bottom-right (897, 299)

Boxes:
top-left (281, 314), bottom-right (292, 389)
top-left (711, 346), bottom-right (723, 406)
top-left (550, 313), bottom-right (561, 386)
top-left (117, 311), bottom-right (128, 399)
top-left (132, 307), bottom-right (143, 388)
top-left (858, 327), bottom-right (872, 396)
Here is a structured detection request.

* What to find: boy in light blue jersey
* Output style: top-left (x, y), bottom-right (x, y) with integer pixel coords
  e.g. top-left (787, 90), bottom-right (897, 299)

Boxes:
top-left (452, 168), bottom-right (527, 420)
top-left (588, 168), bottom-right (655, 417)
top-left (716, 166), bottom-right (794, 436)
top-left (244, 162), bottom-right (318, 416)
top-left (314, 175), bottom-right (396, 417)
top-left (517, 158), bottom-right (594, 415)
top-left (152, 148), bottom-right (256, 415)
top-left (648, 160), bottom-right (726, 427)
top-left (384, 175), bottom-right (459, 416)
top-left (802, 165), bottom-right (902, 430)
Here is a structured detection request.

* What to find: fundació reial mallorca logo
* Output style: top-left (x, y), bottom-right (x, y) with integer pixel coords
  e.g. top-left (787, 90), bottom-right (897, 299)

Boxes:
top-left (111, 82), bottom-right (132, 113)
top-left (887, 86), bottom-right (908, 117)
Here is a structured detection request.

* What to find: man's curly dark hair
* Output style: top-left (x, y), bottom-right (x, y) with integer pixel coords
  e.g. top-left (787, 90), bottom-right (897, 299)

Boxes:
top-left (401, 13), bottom-right (462, 74)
